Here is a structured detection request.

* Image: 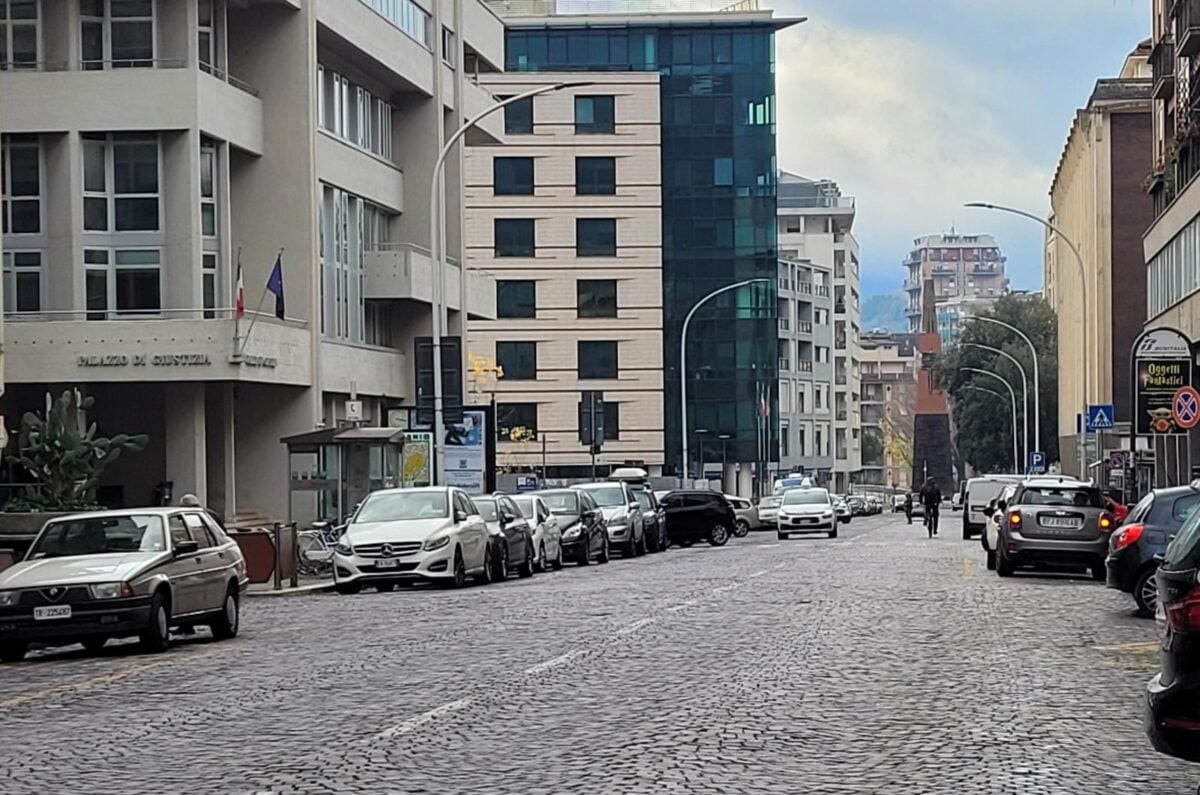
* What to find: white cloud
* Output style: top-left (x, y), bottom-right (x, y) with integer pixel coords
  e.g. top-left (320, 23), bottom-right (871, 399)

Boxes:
top-left (773, 17), bottom-right (1052, 285)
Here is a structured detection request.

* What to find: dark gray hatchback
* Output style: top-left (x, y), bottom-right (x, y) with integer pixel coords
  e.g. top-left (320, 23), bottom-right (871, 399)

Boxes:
top-left (996, 477), bottom-right (1115, 579)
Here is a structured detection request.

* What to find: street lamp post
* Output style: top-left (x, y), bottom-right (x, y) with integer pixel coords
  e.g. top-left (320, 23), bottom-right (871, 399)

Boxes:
top-left (679, 278), bottom-right (771, 480)
top-left (718, 433), bottom-right (731, 492)
top-left (962, 383), bottom-right (1020, 474)
top-left (428, 81), bottom-right (591, 482)
top-left (963, 342), bottom-right (1029, 470)
top-left (969, 315), bottom-right (1041, 458)
top-left (966, 201), bottom-right (1084, 473)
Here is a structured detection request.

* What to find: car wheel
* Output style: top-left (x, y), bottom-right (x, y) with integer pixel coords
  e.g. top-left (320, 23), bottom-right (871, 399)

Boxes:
top-left (518, 543), bottom-right (535, 578)
top-left (598, 538), bottom-right (611, 564)
top-left (577, 542), bottom-right (592, 566)
top-left (1134, 566), bottom-right (1159, 618)
top-left (0, 642), bottom-right (27, 663)
top-left (209, 585), bottom-right (240, 640)
top-left (962, 524), bottom-right (971, 540)
top-left (492, 545), bottom-right (508, 582)
top-left (985, 550), bottom-right (996, 571)
top-left (475, 545), bottom-right (495, 585)
top-left (537, 543), bottom-right (547, 572)
top-left (552, 545), bottom-right (565, 570)
top-left (828, 528), bottom-right (838, 539)
top-left (996, 550), bottom-right (1015, 578)
top-left (81, 636), bottom-right (109, 653)
top-left (335, 582), bottom-right (362, 595)
top-left (624, 536), bottom-right (638, 558)
top-left (1091, 562), bottom-right (1107, 583)
top-left (447, 549), bottom-right (468, 588)
top-left (139, 592), bottom-right (171, 654)
top-left (636, 534), bottom-right (647, 556)
top-left (777, 531), bottom-right (787, 541)
top-left (708, 524), bottom-right (730, 547)
top-left (734, 520), bottom-right (750, 538)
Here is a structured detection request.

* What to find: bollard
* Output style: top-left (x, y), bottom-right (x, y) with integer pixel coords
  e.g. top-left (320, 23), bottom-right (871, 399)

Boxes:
top-left (289, 523), bottom-right (299, 589)
top-left (272, 522), bottom-right (282, 591)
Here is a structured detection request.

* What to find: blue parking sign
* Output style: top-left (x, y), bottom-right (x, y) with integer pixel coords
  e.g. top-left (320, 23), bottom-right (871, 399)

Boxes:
top-left (1027, 451), bottom-right (1046, 474)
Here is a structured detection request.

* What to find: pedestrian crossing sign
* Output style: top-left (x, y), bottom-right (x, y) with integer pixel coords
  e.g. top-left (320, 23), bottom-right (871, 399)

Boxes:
top-left (1087, 404), bottom-right (1115, 432)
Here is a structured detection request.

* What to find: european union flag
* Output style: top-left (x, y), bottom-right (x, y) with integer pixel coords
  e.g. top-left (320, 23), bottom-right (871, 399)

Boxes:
top-left (267, 254), bottom-right (285, 320)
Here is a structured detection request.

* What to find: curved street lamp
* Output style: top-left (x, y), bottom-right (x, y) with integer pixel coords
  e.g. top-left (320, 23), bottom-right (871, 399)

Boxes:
top-left (968, 314), bottom-right (1041, 457)
top-left (962, 367), bottom-right (1020, 475)
top-left (962, 341), bottom-right (1029, 470)
top-left (961, 384), bottom-right (1020, 474)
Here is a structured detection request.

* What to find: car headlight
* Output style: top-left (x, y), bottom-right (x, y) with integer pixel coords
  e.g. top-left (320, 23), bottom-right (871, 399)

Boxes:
top-left (0, 591), bottom-right (16, 607)
top-left (334, 537), bottom-right (354, 556)
top-left (89, 582), bottom-right (134, 600)
top-left (562, 523), bottom-right (582, 538)
top-left (423, 535), bottom-right (451, 552)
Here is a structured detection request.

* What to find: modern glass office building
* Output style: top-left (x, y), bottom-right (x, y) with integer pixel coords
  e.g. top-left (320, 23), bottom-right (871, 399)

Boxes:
top-left (499, 9), bottom-right (796, 479)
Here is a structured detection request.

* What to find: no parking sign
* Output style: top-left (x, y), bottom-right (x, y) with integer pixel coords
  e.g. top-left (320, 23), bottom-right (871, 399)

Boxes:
top-left (1173, 386), bottom-right (1200, 430)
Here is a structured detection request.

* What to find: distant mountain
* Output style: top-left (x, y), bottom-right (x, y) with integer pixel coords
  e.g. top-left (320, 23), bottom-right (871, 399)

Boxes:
top-left (861, 291), bottom-right (909, 333)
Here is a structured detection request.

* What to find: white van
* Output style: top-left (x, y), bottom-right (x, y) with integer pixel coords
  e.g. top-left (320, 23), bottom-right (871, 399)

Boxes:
top-left (962, 476), bottom-right (1023, 539)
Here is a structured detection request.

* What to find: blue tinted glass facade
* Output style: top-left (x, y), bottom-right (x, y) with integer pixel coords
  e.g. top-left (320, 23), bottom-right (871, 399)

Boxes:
top-left (507, 22), bottom-right (779, 471)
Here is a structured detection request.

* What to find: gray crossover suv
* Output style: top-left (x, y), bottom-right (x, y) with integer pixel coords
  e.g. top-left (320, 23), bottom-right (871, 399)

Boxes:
top-left (995, 476), bottom-right (1115, 579)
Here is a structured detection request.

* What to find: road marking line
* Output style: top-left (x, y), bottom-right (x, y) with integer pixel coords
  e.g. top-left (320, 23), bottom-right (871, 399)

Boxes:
top-left (748, 570), bottom-right (769, 578)
top-left (667, 600), bottom-right (697, 612)
top-left (375, 697), bottom-right (472, 740)
top-left (1094, 641), bottom-right (1159, 653)
top-left (756, 543), bottom-right (780, 548)
top-left (615, 617), bottom-right (658, 636)
top-left (962, 558), bottom-right (975, 579)
top-left (523, 650), bottom-right (584, 675)
top-left (712, 583), bottom-right (741, 594)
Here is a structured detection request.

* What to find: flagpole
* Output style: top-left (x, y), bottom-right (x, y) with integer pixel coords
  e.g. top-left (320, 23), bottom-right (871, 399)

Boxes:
top-left (233, 246), bottom-right (243, 351)
top-left (238, 248), bottom-right (284, 356)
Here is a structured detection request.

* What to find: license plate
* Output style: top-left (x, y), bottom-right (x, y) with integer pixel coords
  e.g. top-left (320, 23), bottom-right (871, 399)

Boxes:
top-left (1042, 516), bottom-right (1081, 529)
top-left (375, 558), bottom-right (399, 570)
top-left (34, 606), bottom-right (71, 621)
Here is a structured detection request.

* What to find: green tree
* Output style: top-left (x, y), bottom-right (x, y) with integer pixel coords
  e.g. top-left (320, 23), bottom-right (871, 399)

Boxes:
top-left (933, 294), bottom-right (1059, 475)
top-left (861, 427), bottom-right (885, 466)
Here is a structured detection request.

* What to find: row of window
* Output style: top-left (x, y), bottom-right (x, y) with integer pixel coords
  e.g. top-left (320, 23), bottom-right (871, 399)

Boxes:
top-left (497, 400), bottom-right (620, 442)
top-left (494, 218), bottom-right (617, 258)
top-left (318, 183), bottom-right (393, 346)
top-left (318, 65), bottom-right (394, 161)
top-left (496, 340), bottom-right (619, 381)
top-left (497, 278), bottom-right (617, 319)
top-left (1148, 213), bottom-right (1200, 318)
top-left (359, 0), bottom-right (431, 48)
top-left (506, 28), bottom-right (774, 72)
top-left (494, 156), bottom-right (616, 196)
top-left (503, 94), bottom-right (616, 136)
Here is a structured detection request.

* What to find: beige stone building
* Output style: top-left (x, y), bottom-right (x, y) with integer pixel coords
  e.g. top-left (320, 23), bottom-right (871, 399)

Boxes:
top-left (465, 72), bottom-right (664, 476)
top-left (0, 0), bottom-right (503, 519)
top-left (859, 332), bottom-right (917, 492)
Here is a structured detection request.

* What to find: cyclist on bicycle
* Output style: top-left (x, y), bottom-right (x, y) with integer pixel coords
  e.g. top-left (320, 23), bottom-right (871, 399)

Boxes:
top-left (918, 478), bottom-right (942, 537)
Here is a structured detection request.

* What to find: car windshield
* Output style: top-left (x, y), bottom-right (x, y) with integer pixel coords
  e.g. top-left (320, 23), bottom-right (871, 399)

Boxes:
top-left (513, 496), bottom-right (536, 519)
top-left (355, 491), bottom-right (448, 522)
top-left (473, 498), bottom-right (500, 522)
top-left (783, 489), bottom-right (830, 506)
top-left (1020, 486), bottom-right (1102, 508)
top-left (29, 515), bottom-right (167, 559)
top-left (578, 485), bottom-right (625, 507)
top-left (634, 491), bottom-right (652, 510)
top-left (760, 497), bottom-right (782, 509)
top-left (540, 492), bottom-right (579, 516)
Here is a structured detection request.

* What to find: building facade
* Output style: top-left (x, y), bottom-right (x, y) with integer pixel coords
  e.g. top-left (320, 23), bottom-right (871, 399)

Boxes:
top-left (464, 72), bottom-right (665, 477)
top-left (487, 0), bottom-right (798, 492)
top-left (0, 0), bottom-right (503, 520)
top-left (777, 172), bottom-right (861, 492)
top-left (1048, 41), bottom-right (1152, 476)
top-left (776, 256), bottom-right (834, 480)
top-left (903, 233), bottom-right (1008, 342)
top-left (859, 332), bottom-right (917, 491)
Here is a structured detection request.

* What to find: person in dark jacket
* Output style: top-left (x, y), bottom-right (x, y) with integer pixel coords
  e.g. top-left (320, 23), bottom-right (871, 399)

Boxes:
top-left (918, 478), bottom-right (942, 537)
top-left (903, 492), bottom-right (913, 524)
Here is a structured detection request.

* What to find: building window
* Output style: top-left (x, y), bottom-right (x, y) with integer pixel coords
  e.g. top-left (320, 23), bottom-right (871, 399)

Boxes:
top-left (83, 247), bottom-right (161, 318)
top-left (198, 0), bottom-right (215, 71)
top-left (2, 135), bottom-right (40, 234)
top-left (202, 252), bottom-right (217, 318)
top-left (441, 26), bottom-right (455, 66)
top-left (713, 157), bottom-right (733, 187)
top-left (504, 96), bottom-right (533, 135)
top-left (365, 301), bottom-right (396, 348)
top-left (318, 65), bottom-right (393, 160)
top-left (319, 184), bottom-right (385, 343)
top-left (576, 157), bottom-right (616, 195)
top-left (496, 341), bottom-right (536, 380)
top-left (359, 0), bottom-right (431, 48)
top-left (200, 140), bottom-right (217, 237)
top-left (497, 403), bottom-right (538, 441)
top-left (579, 390), bottom-right (619, 440)
top-left (82, 134), bottom-right (160, 232)
top-left (81, 0), bottom-right (155, 70)
top-left (497, 279), bottom-right (535, 318)
top-left (494, 157), bottom-right (534, 196)
top-left (578, 340), bottom-right (617, 379)
top-left (577, 279), bottom-right (616, 318)
top-left (576, 218), bottom-right (616, 257)
top-left (574, 95), bottom-right (614, 134)
top-left (495, 218), bottom-right (535, 257)
top-left (2, 251), bottom-right (40, 314)
top-left (780, 422), bottom-right (789, 458)
top-left (0, 0), bottom-right (38, 69)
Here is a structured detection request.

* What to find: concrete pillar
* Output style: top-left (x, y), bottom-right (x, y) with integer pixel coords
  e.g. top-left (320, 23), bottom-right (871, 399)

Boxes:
top-left (737, 464), bottom-right (753, 498)
top-left (724, 462), bottom-right (738, 496)
top-left (164, 383), bottom-right (207, 503)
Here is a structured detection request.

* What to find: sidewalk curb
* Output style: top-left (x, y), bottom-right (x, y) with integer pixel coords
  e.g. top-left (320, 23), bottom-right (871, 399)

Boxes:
top-left (245, 581), bottom-right (336, 598)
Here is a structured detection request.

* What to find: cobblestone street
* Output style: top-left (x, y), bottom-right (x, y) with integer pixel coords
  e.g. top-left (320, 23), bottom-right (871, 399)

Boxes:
top-left (0, 513), bottom-right (1193, 794)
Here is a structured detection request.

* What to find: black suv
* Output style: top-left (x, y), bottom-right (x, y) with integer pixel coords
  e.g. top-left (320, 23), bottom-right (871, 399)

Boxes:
top-left (659, 490), bottom-right (737, 547)
top-left (1107, 484), bottom-right (1200, 617)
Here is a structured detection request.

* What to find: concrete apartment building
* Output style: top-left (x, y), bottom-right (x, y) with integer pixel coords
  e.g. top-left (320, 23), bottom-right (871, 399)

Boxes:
top-left (464, 72), bottom-right (665, 476)
top-left (859, 332), bottom-right (917, 491)
top-left (903, 233), bottom-right (1008, 343)
top-left (0, 0), bottom-right (503, 520)
top-left (777, 172), bottom-right (861, 493)
top-left (776, 256), bottom-right (834, 480)
top-left (487, 0), bottom-right (797, 494)
top-left (1048, 41), bottom-right (1152, 476)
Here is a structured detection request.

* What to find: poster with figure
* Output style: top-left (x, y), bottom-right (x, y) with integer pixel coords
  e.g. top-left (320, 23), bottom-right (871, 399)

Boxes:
top-left (401, 433), bottom-right (432, 487)
top-left (443, 410), bottom-right (486, 494)
top-left (1134, 328), bottom-right (1192, 436)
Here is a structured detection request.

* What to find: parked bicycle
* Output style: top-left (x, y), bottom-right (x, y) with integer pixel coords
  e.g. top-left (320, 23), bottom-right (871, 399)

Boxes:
top-left (295, 520), bottom-right (344, 578)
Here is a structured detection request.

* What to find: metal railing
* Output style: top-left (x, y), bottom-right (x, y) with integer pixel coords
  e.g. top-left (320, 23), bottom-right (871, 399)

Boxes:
top-left (1153, 36), bottom-right (1177, 99)
top-left (797, 360), bottom-right (813, 373)
top-left (797, 321), bottom-right (814, 334)
top-left (4, 306), bottom-right (307, 325)
top-left (778, 358), bottom-right (791, 372)
top-left (80, 58), bottom-right (187, 70)
top-left (200, 61), bottom-right (261, 97)
top-left (0, 60), bottom-right (69, 71)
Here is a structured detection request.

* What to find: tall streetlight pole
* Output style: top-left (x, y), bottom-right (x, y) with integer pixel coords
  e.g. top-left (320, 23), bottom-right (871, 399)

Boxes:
top-left (966, 201), bottom-right (1085, 473)
top-left (680, 278), bottom-right (771, 480)
top-left (429, 81), bottom-right (591, 483)
top-left (962, 383), bottom-right (1019, 474)
top-left (969, 315), bottom-right (1040, 457)
top-left (963, 341), bottom-right (1029, 470)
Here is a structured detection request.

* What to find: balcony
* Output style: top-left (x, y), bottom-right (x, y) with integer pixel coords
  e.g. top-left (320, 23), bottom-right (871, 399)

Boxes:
top-left (971, 263), bottom-right (1000, 275)
top-left (905, 306), bottom-right (921, 318)
top-left (364, 243), bottom-right (497, 318)
top-left (797, 281), bottom-right (813, 295)
top-left (779, 317), bottom-right (791, 332)
top-left (797, 320), bottom-right (814, 335)
top-left (778, 357), bottom-right (792, 372)
top-left (1182, 0), bottom-right (1200, 57)
top-left (797, 360), bottom-right (813, 373)
top-left (1153, 35), bottom-right (1176, 99)
top-left (835, 373), bottom-right (847, 386)
top-left (815, 285), bottom-right (830, 297)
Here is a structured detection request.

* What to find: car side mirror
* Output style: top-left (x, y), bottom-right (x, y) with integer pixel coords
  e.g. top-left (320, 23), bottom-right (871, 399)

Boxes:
top-left (454, 510), bottom-right (468, 523)
top-left (174, 539), bottom-right (199, 556)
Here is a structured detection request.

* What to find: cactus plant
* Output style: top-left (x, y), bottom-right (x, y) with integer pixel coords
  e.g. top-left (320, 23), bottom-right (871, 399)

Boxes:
top-left (4, 390), bottom-right (149, 512)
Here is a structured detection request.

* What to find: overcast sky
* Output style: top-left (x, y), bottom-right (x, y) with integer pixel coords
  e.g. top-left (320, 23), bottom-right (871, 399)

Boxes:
top-left (772, 0), bottom-right (1148, 297)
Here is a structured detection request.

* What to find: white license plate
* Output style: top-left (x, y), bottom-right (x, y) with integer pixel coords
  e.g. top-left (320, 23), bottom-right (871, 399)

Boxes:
top-left (375, 558), bottom-right (399, 570)
top-left (1042, 517), bottom-right (1081, 529)
top-left (33, 606), bottom-right (71, 621)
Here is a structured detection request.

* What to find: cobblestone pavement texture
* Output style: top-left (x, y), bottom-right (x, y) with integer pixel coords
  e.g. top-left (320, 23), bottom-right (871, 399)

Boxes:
top-left (0, 513), bottom-right (1194, 794)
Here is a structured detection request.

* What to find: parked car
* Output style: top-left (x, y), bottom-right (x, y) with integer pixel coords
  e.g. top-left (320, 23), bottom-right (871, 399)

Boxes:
top-left (513, 493), bottom-right (565, 572)
top-left (847, 496), bottom-right (868, 516)
top-left (533, 489), bottom-right (610, 566)
top-left (757, 495), bottom-right (782, 526)
top-left (951, 491), bottom-right (963, 511)
top-left (659, 490), bottom-right (736, 547)
top-left (632, 488), bottom-right (668, 552)
top-left (1106, 484), bottom-right (1200, 618)
top-left (0, 508), bottom-right (248, 662)
top-left (892, 494), bottom-right (907, 512)
top-left (1145, 507), bottom-right (1200, 764)
top-left (867, 496), bottom-right (884, 515)
top-left (995, 476), bottom-right (1114, 579)
top-left (474, 494), bottom-right (537, 580)
top-left (909, 495), bottom-right (925, 519)
top-left (833, 495), bottom-right (853, 524)
top-left (777, 486), bottom-right (838, 540)
top-left (574, 481), bottom-right (645, 557)
top-left (962, 476), bottom-right (1022, 539)
top-left (334, 487), bottom-right (491, 593)
top-left (725, 495), bottom-right (759, 536)
top-left (981, 483), bottom-right (1018, 571)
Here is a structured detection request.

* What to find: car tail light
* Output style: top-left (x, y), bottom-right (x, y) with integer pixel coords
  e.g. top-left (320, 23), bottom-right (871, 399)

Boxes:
top-left (1098, 513), bottom-right (1115, 532)
top-left (1008, 511), bottom-right (1022, 528)
top-left (1112, 523), bottom-right (1144, 551)
top-left (1165, 589), bottom-right (1200, 633)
